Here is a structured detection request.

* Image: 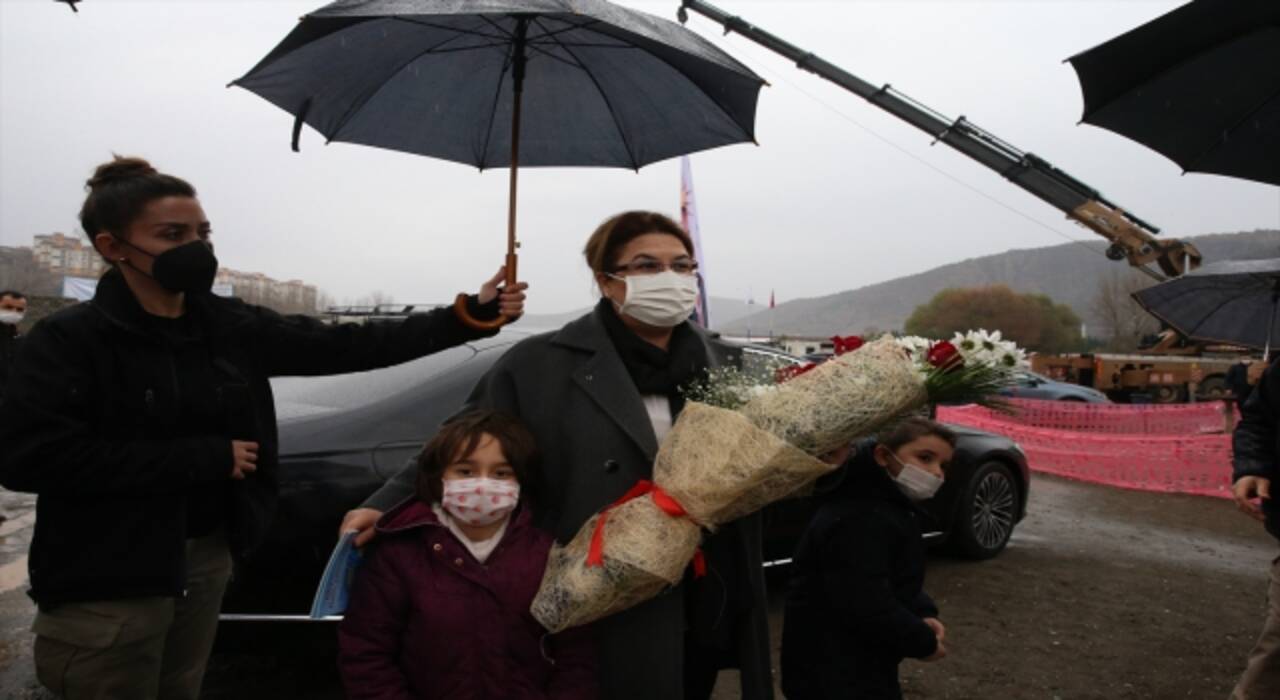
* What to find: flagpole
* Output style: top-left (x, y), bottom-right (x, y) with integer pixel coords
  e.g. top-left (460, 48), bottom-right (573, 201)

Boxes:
top-left (680, 156), bottom-right (710, 328)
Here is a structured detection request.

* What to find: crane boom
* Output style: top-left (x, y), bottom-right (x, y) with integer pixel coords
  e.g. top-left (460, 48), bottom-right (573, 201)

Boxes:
top-left (678, 0), bottom-right (1201, 279)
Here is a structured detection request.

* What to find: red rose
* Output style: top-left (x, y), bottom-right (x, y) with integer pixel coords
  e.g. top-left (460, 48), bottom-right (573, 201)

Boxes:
top-left (926, 341), bottom-right (961, 369)
top-left (831, 335), bottom-right (865, 356)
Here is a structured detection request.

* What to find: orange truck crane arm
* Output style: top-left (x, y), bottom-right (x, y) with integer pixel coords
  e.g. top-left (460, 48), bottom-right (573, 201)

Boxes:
top-left (679, 0), bottom-right (1202, 280)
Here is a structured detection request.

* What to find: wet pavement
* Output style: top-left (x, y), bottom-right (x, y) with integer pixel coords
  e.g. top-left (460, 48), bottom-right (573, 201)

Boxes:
top-left (0, 475), bottom-right (1275, 698)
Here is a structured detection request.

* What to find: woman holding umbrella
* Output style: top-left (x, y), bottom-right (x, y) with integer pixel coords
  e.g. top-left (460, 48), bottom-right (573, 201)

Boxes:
top-left (345, 210), bottom-right (776, 700)
top-left (0, 156), bottom-right (526, 700)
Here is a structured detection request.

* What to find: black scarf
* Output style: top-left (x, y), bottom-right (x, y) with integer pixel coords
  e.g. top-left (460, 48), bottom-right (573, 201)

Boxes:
top-left (595, 298), bottom-right (709, 416)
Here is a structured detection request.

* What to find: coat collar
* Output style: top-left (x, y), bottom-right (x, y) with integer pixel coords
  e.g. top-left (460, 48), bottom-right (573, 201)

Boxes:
top-left (549, 305), bottom-right (734, 461)
top-left (89, 267), bottom-right (242, 338)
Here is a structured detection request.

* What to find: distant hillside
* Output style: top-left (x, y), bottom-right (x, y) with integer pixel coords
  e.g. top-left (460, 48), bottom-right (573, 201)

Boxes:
top-left (721, 230), bottom-right (1279, 338)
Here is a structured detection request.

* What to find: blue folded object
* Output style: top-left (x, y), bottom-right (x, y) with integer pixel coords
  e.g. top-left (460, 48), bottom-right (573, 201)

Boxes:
top-left (309, 530), bottom-right (363, 619)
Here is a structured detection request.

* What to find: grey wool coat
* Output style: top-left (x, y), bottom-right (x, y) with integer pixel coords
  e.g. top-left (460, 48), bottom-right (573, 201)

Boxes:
top-left (365, 307), bottom-right (775, 700)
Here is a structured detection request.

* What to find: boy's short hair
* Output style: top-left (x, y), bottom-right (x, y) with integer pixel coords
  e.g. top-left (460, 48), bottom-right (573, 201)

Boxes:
top-left (415, 410), bottom-right (539, 505)
top-left (879, 417), bottom-right (958, 452)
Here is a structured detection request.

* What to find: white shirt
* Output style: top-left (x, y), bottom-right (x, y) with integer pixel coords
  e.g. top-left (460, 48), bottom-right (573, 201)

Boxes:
top-left (432, 504), bottom-right (509, 564)
top-left (642, 394), bottom-right (674, 444)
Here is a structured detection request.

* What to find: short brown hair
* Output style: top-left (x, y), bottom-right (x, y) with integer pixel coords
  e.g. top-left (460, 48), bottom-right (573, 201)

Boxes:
top-left (415, 410), bottom-right (539, 505)
top-left (583, 210), bottom-right (694, 275)
top-left (880, 417), bottom-right (958, 452)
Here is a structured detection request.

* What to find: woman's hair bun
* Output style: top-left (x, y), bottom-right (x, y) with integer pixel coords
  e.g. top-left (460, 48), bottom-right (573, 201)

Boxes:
top-left (86, 156), bottom-right (158, 191)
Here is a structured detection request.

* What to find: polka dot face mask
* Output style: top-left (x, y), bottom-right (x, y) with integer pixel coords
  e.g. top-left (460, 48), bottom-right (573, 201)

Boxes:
top-left (441, 478), bottom-right (521, 527)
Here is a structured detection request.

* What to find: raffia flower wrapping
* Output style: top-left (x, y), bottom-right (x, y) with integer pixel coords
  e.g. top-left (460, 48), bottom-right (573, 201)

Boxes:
top-left (531, 336), bottom-right (927, 633)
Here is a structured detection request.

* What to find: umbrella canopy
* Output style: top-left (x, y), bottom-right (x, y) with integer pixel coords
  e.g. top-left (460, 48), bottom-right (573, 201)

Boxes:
top-left (1067, 0), bottom-right (1280, 186)
top-left (1132, 258), bottom-right (1280, 357)
top-left (232, 0), bottom-right (764, 169)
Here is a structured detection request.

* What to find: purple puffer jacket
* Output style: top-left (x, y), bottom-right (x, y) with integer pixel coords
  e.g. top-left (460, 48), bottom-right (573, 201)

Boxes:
top-left (337, 499), bottom-right (598, 700)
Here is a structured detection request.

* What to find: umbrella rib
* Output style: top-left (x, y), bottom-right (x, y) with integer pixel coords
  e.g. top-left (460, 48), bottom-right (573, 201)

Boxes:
top-left (1183, 84), bottom-right (1280, 173)
top-left (560, 20), bottom-right (758, 143)
top-left (398, 16), bottom-right (511, 42)
top-left (327, 28), bottom-right (476, 145)
top-left (477, 47), bottom-right (516, 170)
top-left (534, 16), bottom-right (639, 169)
top-left (523, 43), bottom-right (589, 71)
top-left (526, 17), bottom-right (606, 45)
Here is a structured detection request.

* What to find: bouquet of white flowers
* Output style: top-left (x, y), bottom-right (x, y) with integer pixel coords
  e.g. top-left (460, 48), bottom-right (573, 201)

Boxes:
top-left (530, 331), bottom-right (1026, 633)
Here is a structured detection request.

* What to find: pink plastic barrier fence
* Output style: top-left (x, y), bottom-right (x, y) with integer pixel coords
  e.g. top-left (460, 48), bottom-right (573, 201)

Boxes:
top-left (989, 397), bottom-right (1236, 435)
top-left (938, 401), bottom-right (1234, 499)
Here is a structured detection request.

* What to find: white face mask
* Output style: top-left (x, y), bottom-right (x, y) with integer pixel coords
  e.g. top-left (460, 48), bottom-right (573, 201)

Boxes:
top-left (441, 477), bottom-right (520, 527)
top-left (890, 455), bottom-right (945, 501)
top-left (609, 270), bottom-right (699, 328)
top-left (0, 310), bottom-right (23, 326)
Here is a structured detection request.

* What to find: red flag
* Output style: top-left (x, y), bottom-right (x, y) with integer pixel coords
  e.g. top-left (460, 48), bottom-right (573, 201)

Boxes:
top-left (769, 290), bottom-right (775, 309)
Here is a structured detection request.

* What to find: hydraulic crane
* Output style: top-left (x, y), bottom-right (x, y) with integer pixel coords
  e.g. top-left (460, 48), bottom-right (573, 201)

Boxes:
top-left (678, 0), bottom-right (1202, 280)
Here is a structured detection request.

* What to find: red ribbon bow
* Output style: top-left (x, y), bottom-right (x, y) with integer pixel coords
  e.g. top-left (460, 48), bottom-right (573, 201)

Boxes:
top-left (586, 480), bottom-right (706, 578)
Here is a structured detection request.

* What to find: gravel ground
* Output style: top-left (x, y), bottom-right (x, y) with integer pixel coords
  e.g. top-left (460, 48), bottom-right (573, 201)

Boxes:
top-left (1, 474), bottom-right (1275, 699)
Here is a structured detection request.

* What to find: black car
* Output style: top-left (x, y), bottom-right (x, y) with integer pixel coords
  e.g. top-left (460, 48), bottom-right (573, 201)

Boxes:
top-left (219, 327), bottom-right (1030, 626)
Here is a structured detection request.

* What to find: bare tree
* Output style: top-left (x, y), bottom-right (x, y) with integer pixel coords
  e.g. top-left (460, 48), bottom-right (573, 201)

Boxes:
top-left (1091, 270), bottom-right (1159, 351)
top-left (367, 290), bottom-right (395, 309)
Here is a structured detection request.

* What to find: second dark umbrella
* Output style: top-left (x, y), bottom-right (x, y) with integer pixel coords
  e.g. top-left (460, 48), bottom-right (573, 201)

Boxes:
top-left (1132, 257), bottom-right (1280, 360)
top-left (1067, 0), bottom-right (1280, 186)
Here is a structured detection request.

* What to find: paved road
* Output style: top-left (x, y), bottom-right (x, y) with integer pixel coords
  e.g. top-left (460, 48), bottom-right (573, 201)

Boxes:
top-left (0, 476), bottom-right (1275, 698)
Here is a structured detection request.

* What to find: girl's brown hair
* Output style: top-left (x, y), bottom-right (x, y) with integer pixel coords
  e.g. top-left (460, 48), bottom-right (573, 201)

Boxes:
top-left (415, 410), bottom-right (539, 505)
top-left (582, 210), bottom-right (694, 275)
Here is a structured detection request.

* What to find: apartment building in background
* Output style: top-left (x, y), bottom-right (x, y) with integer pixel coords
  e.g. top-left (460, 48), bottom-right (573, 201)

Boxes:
top-left (33, 233), bottom-right (108, 277)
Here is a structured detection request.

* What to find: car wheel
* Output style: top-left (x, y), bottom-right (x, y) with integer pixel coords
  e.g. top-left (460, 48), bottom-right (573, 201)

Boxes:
top-left (951, 461), bottom-right (1020, 560)
top-left (1152, 384), bottom-right (1186, 403)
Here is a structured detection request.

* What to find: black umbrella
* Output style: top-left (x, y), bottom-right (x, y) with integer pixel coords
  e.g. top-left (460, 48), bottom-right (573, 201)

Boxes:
top-left (232, 0), bottom-right (763, 328)
top-left (1066, 0), bottom-right (1280, 186)
top-left (1132, 258), bottom-right (1280, 360)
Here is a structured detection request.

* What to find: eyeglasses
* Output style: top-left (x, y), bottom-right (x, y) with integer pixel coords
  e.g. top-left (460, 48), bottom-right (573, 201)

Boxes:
top-left (610, 259), bottom-right (699, 276)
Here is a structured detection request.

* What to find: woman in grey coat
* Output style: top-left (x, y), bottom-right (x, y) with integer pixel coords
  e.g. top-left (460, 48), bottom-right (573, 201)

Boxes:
top-left (342, 211), bottom-right (774, 700)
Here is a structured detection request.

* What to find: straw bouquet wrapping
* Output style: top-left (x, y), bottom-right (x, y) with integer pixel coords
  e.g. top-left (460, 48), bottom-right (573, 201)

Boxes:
top-left (532, 333), bottom-right (1025, 633)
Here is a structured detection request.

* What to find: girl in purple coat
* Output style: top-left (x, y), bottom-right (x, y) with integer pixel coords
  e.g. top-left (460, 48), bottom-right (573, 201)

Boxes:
top-left (338, 410), bottom-right (598, 700)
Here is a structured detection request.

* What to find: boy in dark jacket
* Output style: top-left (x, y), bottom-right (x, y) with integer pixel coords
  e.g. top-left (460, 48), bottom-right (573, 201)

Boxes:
top-left (338, 410), bottom-right (597, 700)
top-left (781, 418), bottom-right (956, 700)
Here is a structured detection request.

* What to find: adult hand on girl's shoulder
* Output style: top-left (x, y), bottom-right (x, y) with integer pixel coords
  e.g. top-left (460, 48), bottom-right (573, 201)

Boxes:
top-left (924, 642), bottom-right (947, 662)
top-left (477, 266), bottom-right (528, 320)
top-left (341, 508), bottom-right (384, 547)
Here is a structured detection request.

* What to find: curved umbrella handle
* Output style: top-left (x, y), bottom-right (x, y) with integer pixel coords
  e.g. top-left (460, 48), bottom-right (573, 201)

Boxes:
top-left (453, 253), bottom-right (518, 331)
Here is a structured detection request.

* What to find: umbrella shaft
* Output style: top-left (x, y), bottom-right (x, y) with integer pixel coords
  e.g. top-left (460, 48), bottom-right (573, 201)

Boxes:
top-left (505, 18), bottom-right (529, 288)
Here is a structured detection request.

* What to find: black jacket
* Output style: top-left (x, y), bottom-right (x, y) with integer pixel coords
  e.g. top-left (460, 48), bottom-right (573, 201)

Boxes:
top-left (0, 269), bottom-right (498, 607)
top-left (1233, 360), bottom-right (1279, 541)
top-left (0, 324), bottom-right (21, 401)
top-left (781, 446), bottom-right (939, 700)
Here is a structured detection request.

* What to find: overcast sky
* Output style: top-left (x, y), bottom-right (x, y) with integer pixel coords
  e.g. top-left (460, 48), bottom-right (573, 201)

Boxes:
top-left (1, 0), bottom-right (1276, 313)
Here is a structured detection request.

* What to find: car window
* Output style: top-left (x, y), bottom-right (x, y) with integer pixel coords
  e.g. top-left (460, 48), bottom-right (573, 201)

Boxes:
top-left (271, 345), bottom-right (477, 420)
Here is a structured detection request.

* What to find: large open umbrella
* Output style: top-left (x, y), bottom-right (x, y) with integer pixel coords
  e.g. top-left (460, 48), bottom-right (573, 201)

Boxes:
top-left (1132, 258), bottom-right (1280, 360)
top-left (233, 0), bottom-right (764, 328)
top-left (1067, 0), bottom-right (1280, 186)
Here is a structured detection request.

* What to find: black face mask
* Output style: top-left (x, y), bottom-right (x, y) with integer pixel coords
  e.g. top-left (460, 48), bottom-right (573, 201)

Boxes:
top-left (119, 238), bottom-right (219, 294)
